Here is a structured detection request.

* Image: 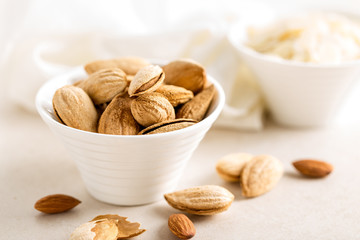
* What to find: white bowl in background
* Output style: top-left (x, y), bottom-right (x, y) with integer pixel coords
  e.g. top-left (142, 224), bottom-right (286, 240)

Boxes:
top-left (35, 66), bottom-right (225, 206)
top-left (228, 10), bottom-right (360, 127)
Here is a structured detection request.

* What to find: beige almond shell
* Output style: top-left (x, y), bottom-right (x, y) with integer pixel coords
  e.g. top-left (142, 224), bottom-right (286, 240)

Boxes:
top-left (241, 155), bottom-right (283, 198)
top-left (128, 65), bottom-right (164, 97)
top-left (138, 119), bottom-right (197, 135)
top-left (91, 214), bottom-right (146, 239)
top-left (52, 85), bottom-right (98, 132)
top-left (155, 84), bottom-right (194, 107)
top-left (163, 59), bottom-right (206, 94)
top-left (131, 92), bottom-right (175, 127)
top-left (176, 84), bottom-right (215, 121)
top-left (84, 56), bottom-right (150, 75)
top-left (164, 185), bottom-right (234, 215)
top-left (69, 219), bottom-right (118, 240)
top-left (81, 68), bottom-right (128, 104)
top-left (216, 153), bottom-right (254, 182)
top-left (98, 95), bottom-right (140, 135)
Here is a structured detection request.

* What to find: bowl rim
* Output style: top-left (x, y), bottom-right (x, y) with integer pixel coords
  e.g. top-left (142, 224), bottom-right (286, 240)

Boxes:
top-left (227, 10), bottom-right (360, 69)
top-left (35, 66), bottom-right (225, 139)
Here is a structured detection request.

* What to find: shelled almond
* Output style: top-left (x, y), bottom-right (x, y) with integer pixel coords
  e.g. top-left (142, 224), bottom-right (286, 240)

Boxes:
top-left (52, 57), bottom-right (215, 135)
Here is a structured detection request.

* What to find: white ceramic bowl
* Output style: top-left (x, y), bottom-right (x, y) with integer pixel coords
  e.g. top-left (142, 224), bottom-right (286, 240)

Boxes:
top-left (36, 66), bottom-right (225, 205)
top-left (228, 11), bottom-right (360, 127)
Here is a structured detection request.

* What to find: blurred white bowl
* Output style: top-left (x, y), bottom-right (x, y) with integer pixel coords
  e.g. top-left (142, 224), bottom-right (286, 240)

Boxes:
top-left (228, 12), bottom-right (360, 127)
top-left (35, 66), bottom-right (225, 205)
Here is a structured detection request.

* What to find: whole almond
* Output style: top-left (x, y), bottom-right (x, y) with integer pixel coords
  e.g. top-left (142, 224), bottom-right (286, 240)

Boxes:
top-left (216, 153), bottom-right (253, 182)
top-left (138, 119), bottom-right (197, 135)
top-left (177, 84), bottom-right (216, 121)
top-left (52, 85), bottom-right (98, 132)
top-left (92, 214), bottom-right (146, 239)
top-left (81, 68), bottom-right (128, 104)
top-left (164, 185), bottom-right (234, 215)
top-left (131, 92), bottom-right (175, 127)
top-left (163, 59), bottom-right (206, 94)
top-left (293, 159), bottom-right (333, 178)
top-left (168, 214), bottom-right (196, 239)
top-left (155, 84), bottom-right (194, 107)
top-left (84, 56), bottom-right (150, 75)
top-left (34, 194), bottom-right (81, 214)
top-left (69, 219), bottom-right (118, 240)
top-left (98, 95), bottom-right (140, 135)
top-left (241, 155), bottom-right (283, 198)
top-left (128, 65), bottom-right (164, 97)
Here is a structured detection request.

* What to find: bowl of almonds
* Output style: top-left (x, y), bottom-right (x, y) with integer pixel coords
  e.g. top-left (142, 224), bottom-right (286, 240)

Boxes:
top-left (36, 57), bottom-right (225, 206)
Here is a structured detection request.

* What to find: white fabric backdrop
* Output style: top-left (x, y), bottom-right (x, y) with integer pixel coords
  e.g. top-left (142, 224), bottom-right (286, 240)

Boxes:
top-left (1, 0), bottom-right (359, 129)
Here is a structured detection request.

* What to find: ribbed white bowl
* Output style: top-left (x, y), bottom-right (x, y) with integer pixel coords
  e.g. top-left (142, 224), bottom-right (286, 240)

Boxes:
top-left (36, 66), bottom-right (225, 205)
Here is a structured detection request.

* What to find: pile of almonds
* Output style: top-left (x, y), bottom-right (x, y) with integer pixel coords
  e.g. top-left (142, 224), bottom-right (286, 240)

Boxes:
top-left (52, 57), bottom-right (216, 135)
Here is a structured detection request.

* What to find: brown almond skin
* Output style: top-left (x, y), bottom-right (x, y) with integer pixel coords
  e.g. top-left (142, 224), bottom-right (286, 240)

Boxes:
top-left (168, 214), bottom-right (196, 239)
top-left (176, 84), bottom-right (215, 121)
top-left (293, 159), bottom-right (333, 178)
top-left (34, 194), bottom-right (81, 214)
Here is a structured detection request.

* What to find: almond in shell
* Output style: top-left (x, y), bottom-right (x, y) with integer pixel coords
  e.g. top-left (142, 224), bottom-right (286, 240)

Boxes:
top-left (176, 84), bottom-right (215, 121)
top-left (98, 95), bottom-right (140, 135)
top-left (156, 84), bottom-right (194, 107)
top-left (52, 85), bottom-right (98, 132)
top-left (241, 155), bottom-right (283, 198)
top-left (163, 59), bottom-right (206, 94)
top-left (81, 68), bottom-right (128, 104)
top-left (164, 185), bottom-right (234, 215)
top-left (84, 56), bottom-right (150, 75)
top-left (138, 119), bottom-right (197, 135)
top-left (131, 92), bottom-right (175, 127)
top-left (128, 65), bottom-right (164, 97)
top-left (216, 153), bottom-right (253, 182)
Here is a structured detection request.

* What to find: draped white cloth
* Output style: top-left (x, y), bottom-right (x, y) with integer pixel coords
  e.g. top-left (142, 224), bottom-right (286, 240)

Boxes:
top-left (1, 0), bottom-right (359, 129)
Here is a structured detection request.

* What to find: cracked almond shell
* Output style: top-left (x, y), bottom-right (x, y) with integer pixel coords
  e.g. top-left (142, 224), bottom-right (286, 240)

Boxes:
top-left (52, 85), bottom-right (98, 132)
top-left (128, 65), bottom-right (164, 97)
top-left (91, 214), bottom-right (146, 239)
top-left (138, 119), bottom-right (197, 135)
top-left (164, 185), bottom-right (234, 215)
top-left (69, 219), bottom-right (118, 240)
top-left (241, 155), bottom-right (283, 198)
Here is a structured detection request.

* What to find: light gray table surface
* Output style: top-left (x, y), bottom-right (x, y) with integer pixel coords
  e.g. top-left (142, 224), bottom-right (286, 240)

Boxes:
top-left (1, 103), bottom-right (360, 240)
